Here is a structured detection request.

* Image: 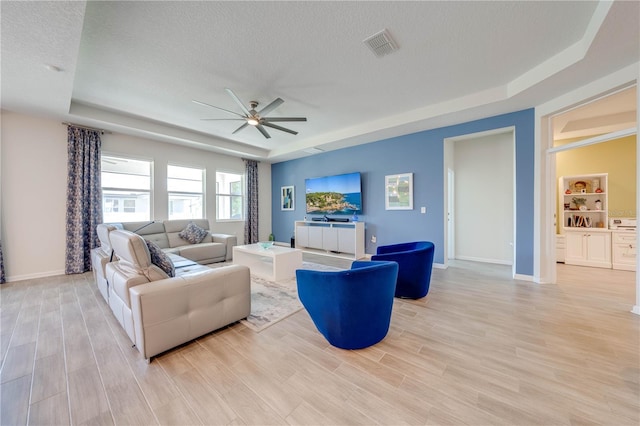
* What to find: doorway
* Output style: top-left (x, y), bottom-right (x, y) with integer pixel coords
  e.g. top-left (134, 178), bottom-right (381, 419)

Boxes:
top-left (444, 128), bottom-right (516, 275)
top-left (540, 83), bottom-right (638, 313)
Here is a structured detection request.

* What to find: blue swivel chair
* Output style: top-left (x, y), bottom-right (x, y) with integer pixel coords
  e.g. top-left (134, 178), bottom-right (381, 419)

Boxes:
top-left (296, 261), bottom-right (399, 349)
top-left (371, 241), bottom-right (435, 299)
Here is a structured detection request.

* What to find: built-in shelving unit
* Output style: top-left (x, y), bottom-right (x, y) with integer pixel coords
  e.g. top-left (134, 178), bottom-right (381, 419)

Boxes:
top-left (295, 221), bottom-right (365, 260)
top-left (559, 173), bottom-right (611, 268)
top-left (559, 173), bottom-right (608, 230)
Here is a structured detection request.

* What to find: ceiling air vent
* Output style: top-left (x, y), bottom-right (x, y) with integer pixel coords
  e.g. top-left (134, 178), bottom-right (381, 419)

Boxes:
top-left (363, 29), bottom-right (398, 58)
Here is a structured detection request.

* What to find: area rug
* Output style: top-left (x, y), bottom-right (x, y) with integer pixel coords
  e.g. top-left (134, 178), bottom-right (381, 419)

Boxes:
top-left (210, 261), bottom-right (342, 332)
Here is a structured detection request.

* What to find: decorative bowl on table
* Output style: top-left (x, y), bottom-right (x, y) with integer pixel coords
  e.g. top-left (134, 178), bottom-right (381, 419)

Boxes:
top-left (258, 241), bottom-right (274, 250)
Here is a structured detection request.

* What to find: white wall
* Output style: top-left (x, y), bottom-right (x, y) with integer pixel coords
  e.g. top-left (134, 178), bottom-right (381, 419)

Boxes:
top-left (102, 133), bottom-right (272, 243)
top-left (1, 111), bottom-right (68, 280)
top-left (453, 131), bottom-right (514, 264)
top-left (0, 111), bottom-right (271, 282)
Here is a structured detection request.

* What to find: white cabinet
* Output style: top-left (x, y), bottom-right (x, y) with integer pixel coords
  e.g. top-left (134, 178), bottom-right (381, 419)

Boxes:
top-left (295, 221), bottom-right (365, 259)
top-left (295, 225), bottom-right (308, 247)
top-left (295, 225), bottom-right (325, 250)
top-left (559, 173), bottom-right (608, 230)
top-left (308, 226), bottom-right (324, 249)
top-left (564, 230), bottom-right (611, 268)
top-left (321, 227), bottom-right (356, 253)
top-left (612, 231), bottom-right (637, 271)
top-left (322, 227), bottom-right (339, 251)
top-left (337, 228), bottom-right (356, 254)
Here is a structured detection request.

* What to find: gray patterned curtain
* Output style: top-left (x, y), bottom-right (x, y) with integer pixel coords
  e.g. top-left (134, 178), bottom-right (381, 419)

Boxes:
top-left (65, 126), bottom-right (103, 274)
top-left (244, 159), bottom-right (259, 244)
top-left (0, 241), bottom-right (5, 284)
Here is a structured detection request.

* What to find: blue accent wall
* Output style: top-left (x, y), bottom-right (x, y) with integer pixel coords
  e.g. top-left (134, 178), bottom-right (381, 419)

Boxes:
top-left (271, 108), bottom-right (535, 276)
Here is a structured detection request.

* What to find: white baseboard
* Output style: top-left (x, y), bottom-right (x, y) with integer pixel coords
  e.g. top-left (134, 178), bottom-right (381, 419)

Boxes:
top-left (514, 273), bottom-right (534, 282)
top-left (6, 269), bottom-right (65, 283)
top-left (632, 305), bottom-right (640, 316)
top-left (455, 255), bottom-right (513, 265)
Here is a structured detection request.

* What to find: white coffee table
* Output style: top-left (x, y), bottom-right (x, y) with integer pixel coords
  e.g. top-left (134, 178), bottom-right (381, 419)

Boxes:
top-left (233, 244), bottom-right (303, 281)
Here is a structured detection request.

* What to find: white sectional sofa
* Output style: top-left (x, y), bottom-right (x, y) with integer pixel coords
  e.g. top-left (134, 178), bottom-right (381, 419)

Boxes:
top-left (91, 219), bottom-right (236, 307)
top-left (90, 220), bottom-right (250, 361)
top-left (117, 219), bottom-right (236, 264)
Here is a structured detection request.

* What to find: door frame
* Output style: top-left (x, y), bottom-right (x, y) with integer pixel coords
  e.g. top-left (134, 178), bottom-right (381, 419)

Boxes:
top-left (447, 168), bottom-right (455, 260)
top-left (535, 68), bottom-right (638, 314)
top-left (443, 127), bottom-right (516, 275)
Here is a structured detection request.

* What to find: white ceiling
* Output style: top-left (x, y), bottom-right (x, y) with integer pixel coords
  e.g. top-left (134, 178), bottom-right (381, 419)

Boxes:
top-left (552, 86), bottom-right (637, 141)
top-left (2, 1), bottom-right (638, 162)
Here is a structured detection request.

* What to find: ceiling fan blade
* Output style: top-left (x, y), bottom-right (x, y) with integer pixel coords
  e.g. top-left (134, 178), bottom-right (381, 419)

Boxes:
top-left (262, 122), bottom-right (298, 135)
top-left (232, 122), bottom-right (250, 134)
top-left (192, 100), bottom-right (245, 118)
top-left (255, 124), bottom-right (271, 139)
top-left (262, 117), bottom-right (307, 122)
top-left (201, 118), bottom-right (245, 121)
top-left (257, 98), bottom-right (284, 116)
top-left (225, 88), bottom-right (252, 116)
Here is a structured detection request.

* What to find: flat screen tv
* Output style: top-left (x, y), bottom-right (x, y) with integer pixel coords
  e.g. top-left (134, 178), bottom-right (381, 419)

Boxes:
top-left (305, 172), bottom-right (362, 215)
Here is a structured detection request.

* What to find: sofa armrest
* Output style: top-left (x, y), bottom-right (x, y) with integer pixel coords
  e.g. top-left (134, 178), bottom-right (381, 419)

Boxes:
top-left (210, 233), bottom-right (237, 261)
top-left (129, 265), bottom-right (250, 359)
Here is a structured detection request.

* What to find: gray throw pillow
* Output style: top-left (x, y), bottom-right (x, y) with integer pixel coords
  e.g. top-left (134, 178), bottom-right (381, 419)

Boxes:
top-left (145, 240), bottom-right (175, 277)
top-left (179, 222), bottom-right (208, 244)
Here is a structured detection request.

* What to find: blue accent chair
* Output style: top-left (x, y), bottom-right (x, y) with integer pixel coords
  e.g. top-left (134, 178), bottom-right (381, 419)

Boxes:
top-left (371, 241), bottom-right (435, 299)
top-left (296, 261), bottom-right (399, 350)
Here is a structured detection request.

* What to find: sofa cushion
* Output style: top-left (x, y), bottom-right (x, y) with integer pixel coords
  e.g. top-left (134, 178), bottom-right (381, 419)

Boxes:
top-left (179, 222), bottom-right (208, 244)
top-left (178, 242), bottom-right (226, 263)
top-left (145, 240), bottom-right (175, 278)
top-left (164, 219), bottom-right (212, 248)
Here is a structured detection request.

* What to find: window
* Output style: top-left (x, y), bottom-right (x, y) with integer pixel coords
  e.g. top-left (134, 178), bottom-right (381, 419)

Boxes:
top-left (168, 165), bottom-right (204, 220)
top-left (216, 171), bottom-right (244, 220)
top-left (101, 156), bottom-right (152, 222)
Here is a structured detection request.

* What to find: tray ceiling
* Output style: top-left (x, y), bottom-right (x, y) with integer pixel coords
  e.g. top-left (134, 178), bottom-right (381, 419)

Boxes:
top-left (2, 1), bottom-right (638, 161)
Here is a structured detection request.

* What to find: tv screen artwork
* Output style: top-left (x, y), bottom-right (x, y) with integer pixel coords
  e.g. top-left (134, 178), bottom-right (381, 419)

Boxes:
top-left (305, 172), bottom-right (362, 215)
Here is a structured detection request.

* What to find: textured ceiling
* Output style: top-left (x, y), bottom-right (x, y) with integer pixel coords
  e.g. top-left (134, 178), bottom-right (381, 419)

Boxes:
top-left (1, 1), bottom-right (638, 161)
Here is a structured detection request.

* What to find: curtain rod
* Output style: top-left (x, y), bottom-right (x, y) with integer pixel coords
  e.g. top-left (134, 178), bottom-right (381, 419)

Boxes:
top-left (62, 122), bottom-right (112, 134)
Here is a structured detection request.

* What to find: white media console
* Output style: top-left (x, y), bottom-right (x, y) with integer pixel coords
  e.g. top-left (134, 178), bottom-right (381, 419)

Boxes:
top-left (295, 220), bottom-right (365, 259)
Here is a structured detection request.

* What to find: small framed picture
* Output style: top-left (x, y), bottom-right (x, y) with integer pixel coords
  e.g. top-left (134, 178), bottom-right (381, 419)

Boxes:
top-left (281, 186), bottom-right (294, 211)
top-left (385, 173), bottom-right (413, 210)
top-left (569, 180), bottom-right (590, 194)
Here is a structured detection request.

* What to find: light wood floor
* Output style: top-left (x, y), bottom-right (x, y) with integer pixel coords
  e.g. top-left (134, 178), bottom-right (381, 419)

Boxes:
top-left (1, 257), bottom-right (638, 425)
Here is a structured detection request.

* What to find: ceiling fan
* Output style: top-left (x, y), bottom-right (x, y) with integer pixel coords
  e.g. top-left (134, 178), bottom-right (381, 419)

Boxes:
top-left (193, 88), bottom-right (307, 139)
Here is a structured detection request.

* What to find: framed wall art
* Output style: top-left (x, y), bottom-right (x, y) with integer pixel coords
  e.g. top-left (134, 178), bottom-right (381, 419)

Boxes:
top-left (385, 173), bottom-right (413, 210)
top-left (281, 185), bottom-right (295, 211)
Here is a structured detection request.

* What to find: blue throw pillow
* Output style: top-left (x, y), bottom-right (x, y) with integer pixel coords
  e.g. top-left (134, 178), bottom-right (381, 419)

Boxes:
top-left (179, 222), bottom-right (208, 244)
top-left (145, 239), bottom-right (175, 277)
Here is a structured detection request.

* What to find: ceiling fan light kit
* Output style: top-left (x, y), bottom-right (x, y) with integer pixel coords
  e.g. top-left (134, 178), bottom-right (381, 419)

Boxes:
top-left (194, 88), bottom-right (307, 139)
